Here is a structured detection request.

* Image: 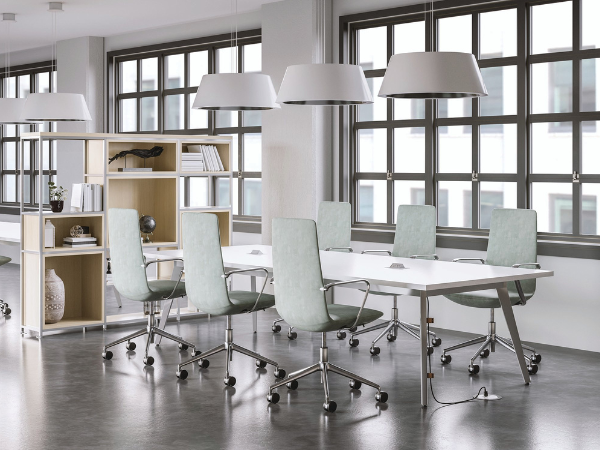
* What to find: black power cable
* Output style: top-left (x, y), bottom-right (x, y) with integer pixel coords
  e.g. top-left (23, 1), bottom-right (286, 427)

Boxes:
top-left (426, 297), bottom-right (489, 407)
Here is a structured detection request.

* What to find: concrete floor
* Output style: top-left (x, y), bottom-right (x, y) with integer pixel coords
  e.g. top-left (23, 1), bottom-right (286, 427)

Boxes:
top-left (1, 263), bottom-right (599, 450)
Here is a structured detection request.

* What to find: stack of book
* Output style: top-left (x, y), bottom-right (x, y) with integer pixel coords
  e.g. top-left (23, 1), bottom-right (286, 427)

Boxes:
top-left (63, 236), bottom-right (98, 248)
top-left (184, 145), bottom-right (225, 172)
top-left (71, 183), bottom-right (103, 212)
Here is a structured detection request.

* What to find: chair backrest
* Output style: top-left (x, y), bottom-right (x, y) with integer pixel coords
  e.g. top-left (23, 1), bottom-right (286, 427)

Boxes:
top-left (317, 201), bottom-right (352, 251)
top-left (181, 212), bottom-right (232, 313)
top-left (272, 218), bottom-right (331, 330)
top-left (392, 205), bottom-right (437, 258)
top-left (108, 208), bottom-right (151, 300)
top-left (486, 208), bottom-right (538, 296)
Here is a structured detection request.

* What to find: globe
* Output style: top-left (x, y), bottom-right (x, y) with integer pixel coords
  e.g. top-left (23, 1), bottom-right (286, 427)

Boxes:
top-left (139, 215), bottom-right (156, 234)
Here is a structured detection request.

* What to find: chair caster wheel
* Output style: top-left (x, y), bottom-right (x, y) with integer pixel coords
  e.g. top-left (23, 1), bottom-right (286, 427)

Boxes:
top-left (349, 338), bottom-right (359, 347)
top-left (323, 401), bottom-right (337, 412)
top-left (480, 349), bottom-right (490, 358)
top-left (256, 359), bottom-right (267, 368)
top-left (468, 364), bottom-right (480, 375)
top-left (198, 359), bottom-right (210, 369)
top-left (431, 337), bottom-right (442, 347)
top-left (178, 343), bottom-right (189, 351)
top-left (143, 356), bottom-right (154, 366)
top-left (102, 351), bottom-right (113, 360)
top-left (440, 354), bottom-right (451, 364)
top-left (287, 331), bottom-right (298, 340)
top-left (125, 341), bottom-right (136, 351)
top-left (528, 364), bottom-right (538, 375)
top-left (337, 331), bottom-right (347, 340)
top-left (272, 324), bottom-right (282, 333)
top-left (274, 368), bottom-right (286, 379)
top-left (531, 353), bottom-right (542, 364)
top-left (370, 346), bottom-right (380, 356)
top-left (267, 392), bottom-right (280, 404)
top-left (176, 369), bottom-right (188, 380)
top-left (286, 380), bottom-right (299, 390)
top-left (224, 376), bottom-right (236, 387)
top-left (427, 346), bottom-right (434, 356)
top-left (349, 380), bottom-right (362, 390)
top-left (191, 350), bottom-right (201, 357)
top-left (376, 391), bottom-right (388, 403)
top-left (3, 308), bottom-right (10, 316)
top-left (387, 334), bottom-right (396, 342)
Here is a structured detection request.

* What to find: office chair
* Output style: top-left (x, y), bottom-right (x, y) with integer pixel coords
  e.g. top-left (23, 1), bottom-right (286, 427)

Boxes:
top-left (272, 201), bottom-right (353, 340)
top-left (0, 256), bottom-right (11, 316)
top-left (267, 218), bottom-right (387, 412)
top-left (175, 213), bottom-right (286, 385)
top-left (441, 208), bottom-right (542, 375)
top-left (349, 205), bottom-right (440, 356)
top-left (102, 208), bottom-right (198, 365)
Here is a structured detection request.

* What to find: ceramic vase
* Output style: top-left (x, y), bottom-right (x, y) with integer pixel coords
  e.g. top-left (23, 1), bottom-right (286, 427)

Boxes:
top-left (45, 269), bottom-right (65, 324)
top-left (50, 200), bottom-right (64, 213)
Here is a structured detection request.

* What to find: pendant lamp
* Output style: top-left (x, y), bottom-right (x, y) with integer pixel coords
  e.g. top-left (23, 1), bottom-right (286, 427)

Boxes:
top-left (0, 14), bottom-right (40, 124)
top-left (21, 2), bottom-right (91, 122)
top-left (276, 0), bottom-right (372, 105)
top-left (378, 2), bottom-right (487, 99)
top-left (193, 0), bottom-right (278, 111)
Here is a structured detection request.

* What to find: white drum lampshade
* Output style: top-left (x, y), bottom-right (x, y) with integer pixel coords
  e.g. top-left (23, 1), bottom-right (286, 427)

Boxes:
top-left (193, 73), bottom-right (279, 110)
top-left (276, 63), bottom-right (373, 105)
top-left (379, 52), bottom-right (488, 99)
top-left (21, 93), bottom-right (92, 121)
top-left (0, 98), bottom-right (41, 124)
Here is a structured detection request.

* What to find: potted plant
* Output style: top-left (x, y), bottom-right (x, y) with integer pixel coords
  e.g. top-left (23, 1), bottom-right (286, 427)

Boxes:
top-left (48, 182), bottom-right (68, 213)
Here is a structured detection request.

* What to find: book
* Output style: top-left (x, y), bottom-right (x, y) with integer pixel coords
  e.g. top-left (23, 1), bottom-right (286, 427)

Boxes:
top-left (71, 183), bottom-right (103, 212)
top-left (71, 183), bottom-right (83, 212)
top-left (64, 237), bottom-right (97, 243)
top-left (62, 243), bottom-right (98, 248)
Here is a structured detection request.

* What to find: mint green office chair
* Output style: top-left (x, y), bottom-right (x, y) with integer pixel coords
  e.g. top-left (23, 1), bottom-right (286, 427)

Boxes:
top-left (349, 205), bottom-right (441, 355)
top-left (271, 201), bottom-right (354, 339)
top-left (441, 208), bottom-right (542, 376)
top-left (267, 218), bottom-right (387, 412)
top-left (0, 256), bottom-right (11, 316)
top-left (102, 209), bottom-right (198, 365)
top-left (176, 213), bottom-right (286, 385)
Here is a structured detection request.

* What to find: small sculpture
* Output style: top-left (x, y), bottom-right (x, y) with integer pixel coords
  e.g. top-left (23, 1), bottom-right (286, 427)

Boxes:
top-left (108, 146), bottom-right (164, 172)
top-left (70, 225), bottom-right (84, 238)
top-left (139, 214), bottom-right (156, 244)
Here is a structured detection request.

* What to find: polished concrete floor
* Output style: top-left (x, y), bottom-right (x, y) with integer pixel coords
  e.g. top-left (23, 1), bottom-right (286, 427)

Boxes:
top-left (1, 263), bottom-right (599, 450)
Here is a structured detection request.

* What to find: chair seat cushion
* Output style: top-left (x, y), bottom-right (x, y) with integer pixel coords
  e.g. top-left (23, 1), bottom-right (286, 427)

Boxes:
top-left (445, 289), bottom-right (533, 309)
top-left (324, 304), bottom-right (384, 332)
top-left (0, 256), bottom-right (11, 266)
top-left (123, 280), bottom-right (186, 302)
top-left (202, 291), bottom-right (276, 316)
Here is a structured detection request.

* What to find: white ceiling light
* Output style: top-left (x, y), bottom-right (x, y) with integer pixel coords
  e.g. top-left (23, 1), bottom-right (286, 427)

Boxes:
top-left (379, 2), bottom-right (487, 99)
top-left (193, 0), bottom-right (278, 111)
top-left (0, 13), bottom-right (39, 124)
top-left (21, 2), bottom-right (91, 122)
top-left (276, 0), bottom-right (372, 106)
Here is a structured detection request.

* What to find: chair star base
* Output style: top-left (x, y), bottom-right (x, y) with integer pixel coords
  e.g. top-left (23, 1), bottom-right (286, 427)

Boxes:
top-left (102, 301), bottom-right (197, 365)
top-left (267, 332), bottom-right (388, 412)
top-left (177, 315), bottom-right (285, 383)
top-left (440, 308), bottom-right (541, 375)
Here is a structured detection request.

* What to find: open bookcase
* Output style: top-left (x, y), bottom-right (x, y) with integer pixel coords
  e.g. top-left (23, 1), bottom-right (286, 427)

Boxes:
top-left (20, 132), bottom-right (232, 338)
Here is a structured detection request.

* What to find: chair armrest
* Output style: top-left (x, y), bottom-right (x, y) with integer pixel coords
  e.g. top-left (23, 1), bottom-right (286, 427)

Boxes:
top-left (162, 269), bottom-right (185, 300)
top-left (361, 250), bottom-right (392, 256)
top-left (321, 279), bottom-right (371, 330)
top-left (222, 267), bottom-right (270, 313)
top-left (325, 247), bottom-right (354, 252)
top-left (512, 263), bottom-right (541, 269)
top-left (410, 254), bottom-right (439, 260)
top-left (452, 258), bottom-right (485, 264)
top-left (144, 257), bottom-right (184, 268)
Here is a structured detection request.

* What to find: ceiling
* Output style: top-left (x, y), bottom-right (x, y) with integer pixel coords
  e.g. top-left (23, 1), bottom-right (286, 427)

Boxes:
top-left (1, 0), bottom-right (280, 54)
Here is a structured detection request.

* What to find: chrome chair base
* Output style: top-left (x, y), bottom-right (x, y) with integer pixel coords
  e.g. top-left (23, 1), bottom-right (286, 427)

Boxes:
top-left (177, 315), bottom-right (285, 384)
top-left (267, 332), bottom-right (388, 412)
top-left (272, 317), bottom-right (296, 339)
top-left (348, 296), bottom-right (440, 355)
top-left (102, 300), bottom-right (197, 365)
top-left (441, 308), bottom-right (541, 375)
top-left (0, 299), bottom-right (10, 316)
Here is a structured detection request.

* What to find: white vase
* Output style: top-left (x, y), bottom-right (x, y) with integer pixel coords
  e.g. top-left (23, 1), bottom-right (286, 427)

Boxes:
top-left (45, 269), bottom-right (65, 324)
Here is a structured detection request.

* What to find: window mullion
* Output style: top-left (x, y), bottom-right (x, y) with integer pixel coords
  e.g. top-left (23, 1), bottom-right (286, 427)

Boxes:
top-left (517, 1), bottom-right (528, 210)
top-left (472, 11), bottom-right (480, 230)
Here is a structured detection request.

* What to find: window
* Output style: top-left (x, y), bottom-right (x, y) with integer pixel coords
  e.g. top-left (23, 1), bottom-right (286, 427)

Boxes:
top-left (345, 0), bottom-right (600, 241)
top-left (110, 31), bottom-right (262, 219)
top-left (0, 64), bottom-right (57, 210)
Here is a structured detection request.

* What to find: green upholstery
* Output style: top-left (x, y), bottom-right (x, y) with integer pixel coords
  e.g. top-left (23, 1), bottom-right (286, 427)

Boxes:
top-left (0, 256), bottom-right (11, 266)
top-left (272, 217), bottom-right (383, 333)
top-left (182, 212), bottom-right (275, 316)
top-left (108, 208), bottom-right (186, 302)
top-left (317, 201), bottom-right (352, 251)
top-left (445, 208), bottom-right (537, 309)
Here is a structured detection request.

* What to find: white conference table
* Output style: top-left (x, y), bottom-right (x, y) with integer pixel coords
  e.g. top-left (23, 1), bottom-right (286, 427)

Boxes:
top-left (144, 244), bottom-right (553, 407)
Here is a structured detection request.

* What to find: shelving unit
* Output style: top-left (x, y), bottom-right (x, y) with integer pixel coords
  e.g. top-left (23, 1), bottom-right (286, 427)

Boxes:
top-left (20, 132), bottom-right (232, 338)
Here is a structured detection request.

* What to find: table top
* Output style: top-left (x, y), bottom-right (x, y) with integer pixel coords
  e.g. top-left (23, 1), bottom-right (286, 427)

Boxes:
top-left (144, 244), bottom-right (553, 295)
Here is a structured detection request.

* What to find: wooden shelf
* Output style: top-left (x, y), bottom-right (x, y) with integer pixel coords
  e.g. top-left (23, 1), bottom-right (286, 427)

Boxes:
top-left (23, 214), bottom-right (104, 252)
top-left (44, 318), bottom-right (104, 330)
top-left (181, 141), bottom-right (231, 172)
top-left (44, 245), bottom-right (104, 254)
top-left (106, 140), bottom-right (178, 173)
